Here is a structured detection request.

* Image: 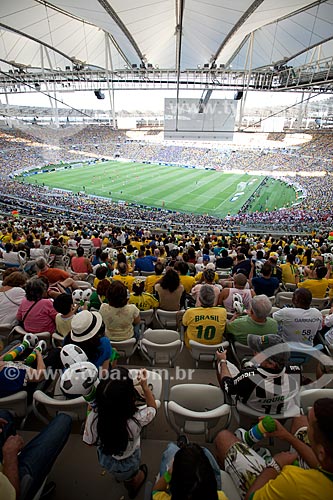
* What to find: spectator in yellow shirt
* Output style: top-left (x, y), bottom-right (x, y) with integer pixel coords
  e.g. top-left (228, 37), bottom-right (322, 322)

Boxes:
top-left (144, 262), bottom-right (164, 294)
top-left (280, 254), bottom-right (299, 285)
top-left (182, 285), bottom-right (227, 348)
top-left (174, 261), bottom-right (196, 293)
top-left (113, 262), bottom-right (135, 293)
top-left (298, 265), bottom-right (333, 298)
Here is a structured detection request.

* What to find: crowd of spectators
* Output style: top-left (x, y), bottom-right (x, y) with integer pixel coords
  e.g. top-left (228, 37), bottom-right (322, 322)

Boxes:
top-left (1, 126), bottom-right (333, 232)
top-left (0, 216), bottom-right (333, 499)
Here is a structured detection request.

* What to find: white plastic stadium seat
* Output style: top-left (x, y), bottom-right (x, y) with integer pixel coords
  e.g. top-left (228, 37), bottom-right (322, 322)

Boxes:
top-left (74, 280), bottom-right (92, 290)
top-left (139, 329), bottom-right (183, 367)
top-left (220, 471), bottom-right (242, 500)
top-left (18, 250), bottom-right (27, 271)
top-left (110, 337), bottom-right (137, 364)
top-left (33, 390), bottom-right (88, 425)
top-left (311, 296), bottom-right (330, 310)
top-left (138, 309), bottom-right (155, 338)
top-left (11, 325), bottom-right (51, 345)
top-left (188, 340), bottom-right (229, 368)
top-left (229, 341), bottom-right (253, 368)
top-left (140, 271), bottom-right (153, 277)
top-left (275, 291), bottom-right (294, 308)
top-left (62, 254), bottom-right (71, 271)
top-left (52, 332), bottom-right (65, 348)
top-left (155, 309), bottom-right (184, 331)
top-left (300, 388), bottom-right (333, 414)
top-left (0, 391), bottom-right (29, 428)
top-left (164, 383), bottom-right (231, 442)
top-left (284, 283), bottom-right (297, 292)
top-left (270, 306), bottom-right (280, 316)
top-left (0, 322), bottom-right (17, 346)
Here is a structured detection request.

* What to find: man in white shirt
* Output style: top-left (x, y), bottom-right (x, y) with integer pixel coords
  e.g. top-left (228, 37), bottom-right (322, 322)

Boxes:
top-left (29, 241), bottom-right (46, 260)
top-left (273, 288), bottom-right (322, 346)
top-left (79, 233), bottom-right (93, 257)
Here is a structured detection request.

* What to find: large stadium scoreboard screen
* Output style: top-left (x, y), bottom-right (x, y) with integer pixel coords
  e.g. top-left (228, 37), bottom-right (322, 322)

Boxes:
top-left (164, 98), bottom-right (237, 141)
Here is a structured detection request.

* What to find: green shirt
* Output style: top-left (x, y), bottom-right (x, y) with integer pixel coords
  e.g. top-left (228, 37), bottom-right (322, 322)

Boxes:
top-left (226, 315), bottom-right (278, 345)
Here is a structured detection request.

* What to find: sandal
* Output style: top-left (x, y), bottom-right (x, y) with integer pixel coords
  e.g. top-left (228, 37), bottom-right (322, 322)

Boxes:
top-left (126, 464), bottom-right (148, 499)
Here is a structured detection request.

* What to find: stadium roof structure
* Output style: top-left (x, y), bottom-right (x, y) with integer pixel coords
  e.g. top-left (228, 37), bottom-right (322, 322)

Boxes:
top-left (0, 0), bottom-right (333, 93)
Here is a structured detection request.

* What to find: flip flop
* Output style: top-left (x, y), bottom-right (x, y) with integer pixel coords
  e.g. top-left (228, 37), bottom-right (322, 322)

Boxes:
top-left (127, 463), bottom-right (148, 499)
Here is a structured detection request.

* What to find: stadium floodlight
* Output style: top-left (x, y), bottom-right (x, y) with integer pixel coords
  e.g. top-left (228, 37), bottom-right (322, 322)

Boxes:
top-left (198, 89), bottom-right (213, 113)
top-left (234, 90), bottom-right (243, 100)
top-left (94, 89), bottom-right (105, 100)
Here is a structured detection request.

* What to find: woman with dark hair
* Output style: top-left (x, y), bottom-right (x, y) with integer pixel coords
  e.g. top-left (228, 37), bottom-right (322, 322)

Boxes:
top-left (89, 278), bottom-right (112, 311)
top-left (100, 281), bottom-right (140, 340)
top-left (302, 248), bottom-right (313, 266)
top-left (187, 246), bottom-right (196, 264)
top-left (153, 442), bottom-right (225, 500)
top-left (16, 277), bottom-right (57, 333)
top-left (154, 269), bottom-right (184, 311)
top-left (0, 270), bottom-right (27, 324)
top-left (83, 367), bottom-right (156, 498)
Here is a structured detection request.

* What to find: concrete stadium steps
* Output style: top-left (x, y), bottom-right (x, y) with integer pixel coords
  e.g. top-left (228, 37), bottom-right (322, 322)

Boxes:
top-left (20, 431), bottom-right (172, 500)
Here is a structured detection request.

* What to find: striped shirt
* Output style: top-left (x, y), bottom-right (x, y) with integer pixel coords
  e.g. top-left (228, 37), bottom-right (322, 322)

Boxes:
top-left (222, 364), bottom-right (301, 416)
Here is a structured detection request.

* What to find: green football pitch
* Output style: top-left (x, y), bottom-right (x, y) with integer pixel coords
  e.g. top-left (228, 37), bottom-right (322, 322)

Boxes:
top-left (18, 160), bottom-right (297, 217)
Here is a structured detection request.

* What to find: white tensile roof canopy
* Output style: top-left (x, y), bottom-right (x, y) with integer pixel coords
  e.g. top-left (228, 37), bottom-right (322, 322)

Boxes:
top-left (0, 0), bottom-right (332, 74)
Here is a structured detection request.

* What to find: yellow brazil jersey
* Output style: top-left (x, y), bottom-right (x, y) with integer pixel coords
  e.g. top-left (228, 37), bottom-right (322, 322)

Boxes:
top-left (182, 306), bottom-right (227, 348)
top-left (113, 274), bottom-right (135, 293)
top-left (195, 271), bottom-right (219, 283)
top-left (252, 465), bottom-right (333, 500)
top-left (145, 275), bottom-right (162, 294)
top-left (280, 263), bottom-right (299, 284)
top-left (130, 240), bottom-right (142, 250)
top-left (1, 233), bottom-right (12, 243)
top-left (179, 275), bottom-right (196, 293)
top-left (128, 292), bottom-right (159, 311)
top-left (12, 237), bottom-right (26, 245)
top-left (298, 278), bottom-right (333, 298)
top-left (93, 276), bottom-right (112, 289)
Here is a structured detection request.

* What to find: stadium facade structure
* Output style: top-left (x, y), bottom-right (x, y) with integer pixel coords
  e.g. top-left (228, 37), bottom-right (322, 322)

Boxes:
top-left (0, 1), bottom-right (333, 127)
